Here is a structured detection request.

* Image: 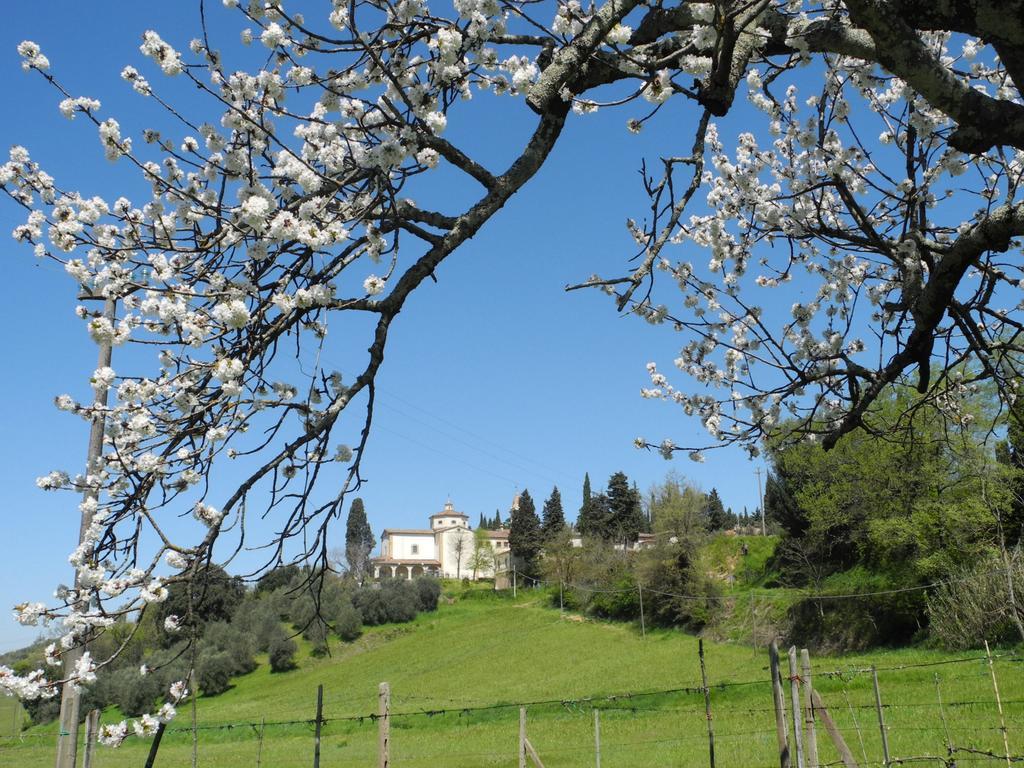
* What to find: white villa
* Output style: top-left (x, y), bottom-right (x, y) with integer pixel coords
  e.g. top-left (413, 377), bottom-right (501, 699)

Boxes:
top-left (371, 500), bottom-right (510, 580)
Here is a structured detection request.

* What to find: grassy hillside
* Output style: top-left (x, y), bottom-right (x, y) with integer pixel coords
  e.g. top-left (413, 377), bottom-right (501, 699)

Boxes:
top-left (2, 588), bottom-right (1021, 767)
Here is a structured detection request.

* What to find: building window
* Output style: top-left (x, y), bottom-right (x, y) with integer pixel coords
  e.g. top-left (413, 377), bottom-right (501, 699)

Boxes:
top-left (411, 544), bottom-right (419, 555)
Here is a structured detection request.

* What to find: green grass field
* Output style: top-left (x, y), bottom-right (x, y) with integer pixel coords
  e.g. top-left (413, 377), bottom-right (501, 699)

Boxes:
top-left (2, 587), bottom-right (1021, 767)
top-left (0, 696), bottom-right (24, 738)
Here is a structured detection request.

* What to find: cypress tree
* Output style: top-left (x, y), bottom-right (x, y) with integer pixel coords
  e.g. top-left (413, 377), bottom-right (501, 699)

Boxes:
top-left (508, 489), bottom-right (542, 577)
top-left (345, 497), bottom-right (375, 583)
top-left (540, 486), bottom-right (566, 541)
top-left (494, 509), bottom-right (503, 529)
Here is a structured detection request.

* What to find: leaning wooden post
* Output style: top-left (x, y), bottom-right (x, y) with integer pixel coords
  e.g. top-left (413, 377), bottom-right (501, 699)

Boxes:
top-left (800, 649), bottom-right (819, 768)
top-left (769, 640), bottom-right (791, 768)
top-left (314, 684), bottom-right (324, 768)
top-left (787, 646), bottom-right (805, 768)
top-left (809, 690), bottom-right (859, 768)
top-left (638, 584), bottom-right (646, 639)
top-left (519, 707), bottom-right (527, 768)
top-left (378, 682), bottom-right (390, 768)
top-left (82, 709), bottom-right (100, 768)
top-left (594, 709), bottom-right (602, 768)
top-left (984, 640), bottom-right (1012, 768)
top-left (699, 639), bottom-right (717, 768)
top-left (870, 667), bottom-right (890, 768)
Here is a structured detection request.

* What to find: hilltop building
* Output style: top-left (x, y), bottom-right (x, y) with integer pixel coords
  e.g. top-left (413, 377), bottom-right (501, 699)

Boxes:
top-left (372, 500), bottom-right (510, 580)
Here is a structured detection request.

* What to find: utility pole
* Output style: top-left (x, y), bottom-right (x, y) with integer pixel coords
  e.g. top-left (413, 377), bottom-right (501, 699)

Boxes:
top-left (755, 467), bottom-right (766, 537)
top-left (55, 296), bottom-right (115, 768)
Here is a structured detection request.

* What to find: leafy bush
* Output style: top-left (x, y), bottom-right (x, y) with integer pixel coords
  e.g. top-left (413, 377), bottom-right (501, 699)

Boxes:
top-left (353, 588), bottom-right (389, 625)
top-left (196, 650), bottom-right (235, 696)
top-left (106, 666), bottom-right (164, 715)
top-left (201, 621), bottom-right (257, 675)
top-left (413, 578), bottom-right (442, 612)
top-left (233, 595), bottom-right (289, 652)
top-left (381, 582), bottom-right (419, 623)
top-left (352, 582), bottom-right (420, 625)
top-left (268, 634), bottom-right (297, 672)
top-left (928, 550), bottom-right (1024, 649)
top-left (333, 601), bottom-right (363, 641)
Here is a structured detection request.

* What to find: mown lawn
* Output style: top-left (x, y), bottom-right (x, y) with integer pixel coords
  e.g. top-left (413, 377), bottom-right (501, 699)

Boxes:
top-left (2, 589), bottom-right (1021, 767)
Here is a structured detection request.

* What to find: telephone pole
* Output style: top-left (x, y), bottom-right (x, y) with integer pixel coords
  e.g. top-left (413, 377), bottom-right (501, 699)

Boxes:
top-left (55, 296), bottom-right (116, 768)
top-left (755, 467), bottom-right (766, 537)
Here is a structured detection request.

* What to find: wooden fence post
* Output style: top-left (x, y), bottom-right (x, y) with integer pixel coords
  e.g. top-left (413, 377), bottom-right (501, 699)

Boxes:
top-left (82, 709), bottom-right (99, 768)
top-left (800, 649), bottom-right (819, 768)
top-left (638, 584), bottom-right (646, 639)
top-left (870, 667), bottom-right (890, 768)
top-left (379, 682), bottom-right (390, 768)
top-left (256, 715), bottom-right (266, 768)
top-left (984, 640), bottom-right (1012, 768)
top-left (594, 709), bottom-right (601, 768)
top-left (519, 707), bottom-right (527, 768)
top-left (788, 646), bottom-right (805, 768)
top-left (314, 684), bottom-right (324, 768)
top-left (769, 640), bottom-right (791, 768)
top-left (699, 639), bottom-right (716, 768)
top-left (934, 674), bottom-right (954, 761)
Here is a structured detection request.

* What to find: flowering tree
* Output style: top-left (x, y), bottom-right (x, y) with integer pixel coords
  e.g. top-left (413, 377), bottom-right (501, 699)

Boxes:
top-left (1, 0), bottom-right (1023, 754)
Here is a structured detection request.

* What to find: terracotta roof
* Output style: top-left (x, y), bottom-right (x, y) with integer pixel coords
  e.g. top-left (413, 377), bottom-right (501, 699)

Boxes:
top-left (429, 511), bottom-right (469, 519)
top-left (381, 528), bottom-right (435, 536)
top-left (482, 529), bottom-right (509, 538)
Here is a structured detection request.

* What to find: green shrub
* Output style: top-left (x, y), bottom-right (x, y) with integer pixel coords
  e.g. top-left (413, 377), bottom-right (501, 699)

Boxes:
top-left (268, 634), bottom-right (297, 672)
top-left (927, 550), bottom-right (1024, 649)
top-left (333, 601), bottom-right (363, 641)
top-left (381, 582), bottom-right (418, 623)
top-left (196, 650), bottom-right (235, 696)
top-left (352, 582), bottom-right (421, 625)
top-left (413, 578), bottom-right (442, 612)
top-left (106, 666), bottom-right (164, 715)
top-left (200, 621), bottom-right (257, 675)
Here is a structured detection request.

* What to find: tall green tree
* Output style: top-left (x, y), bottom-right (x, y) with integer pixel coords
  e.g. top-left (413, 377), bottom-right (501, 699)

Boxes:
top-left (995, 397), bottom-right (1024, 548)
top-left (579, 472), bottom-right (592, 528)
top-left (541, 486), bottom-right (566, 541)
top-left (703, 488), bottom-right (730, 531)
top-left (345, 497), bottom-right (375, 584)
top-left (606, 471), bottom-right (644, 545)
top-left (577, 492), bottom-right (611, 539)
top-left (647, 472), bottom-right (707, 543)
top-left (509, 489), bottom-right (543, 577)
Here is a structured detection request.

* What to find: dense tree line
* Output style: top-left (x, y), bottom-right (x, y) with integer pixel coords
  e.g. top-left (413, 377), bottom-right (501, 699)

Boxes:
top-left (11, 565), bottom-right (441, 727)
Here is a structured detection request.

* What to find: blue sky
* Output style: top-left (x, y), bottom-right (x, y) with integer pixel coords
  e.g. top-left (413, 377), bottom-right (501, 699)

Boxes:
top-left (0, 3), bottom-right (771, 652)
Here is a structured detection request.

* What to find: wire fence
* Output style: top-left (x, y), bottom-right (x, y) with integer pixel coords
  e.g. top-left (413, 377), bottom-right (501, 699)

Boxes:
top-left (2, 647), bottom-right (1021, 767)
